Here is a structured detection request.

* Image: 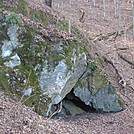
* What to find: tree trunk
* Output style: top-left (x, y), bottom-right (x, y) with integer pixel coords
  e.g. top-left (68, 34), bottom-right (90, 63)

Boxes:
top-left (44, 0), bottom-right (52, 7)
top-left (103, 0), bottom-right (106, 20)
top-left (132, 0), bottom-right (134, 40)
top-left (92, 0), bottom-right (96, 7)
top-left (117, 0), bottom-right (121, 34)
top-left (114, 0), bottom-right (117, 17)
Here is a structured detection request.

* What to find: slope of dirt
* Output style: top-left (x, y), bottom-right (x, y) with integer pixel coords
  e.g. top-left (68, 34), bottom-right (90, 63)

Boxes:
top-left (0, 0), bottom-right (134, 134)
top-left (0, 92), bottom-right (134, 134)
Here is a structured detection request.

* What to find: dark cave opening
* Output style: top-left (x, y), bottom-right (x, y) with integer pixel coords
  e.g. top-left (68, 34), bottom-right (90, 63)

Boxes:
top-left (63, 89), bottom-right (96, 113)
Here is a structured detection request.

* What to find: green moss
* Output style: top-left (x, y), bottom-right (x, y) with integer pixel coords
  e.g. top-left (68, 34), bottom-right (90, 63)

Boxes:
top-left (4, 0), bottom-right (29, 16)
top-left (88, 62), bottom-right (97, 70)
top-left (72, 27), bottom-right (81, 37)
top-left (0, 68), bottom-right (9, 92)
top-left (0, 55), bottom-right (47, 114)
top-left (92, 70), bottom-right (108, 91)
top-left (72, 27), bottom-right (86, 41)
top-left (14, 65), bottom-right (44, 107)
top-left (51, 54), bottom-right (64, 62)
top-left (5, 13), bottom-right (21, 24)
top-left (66, 57), bottom-right (73, 69)
top-left (28, 9), bottom-right (54, 25)
top-left (55, 38), bottom-right (61, 44)
top-left (0, 1), bottom-right (4, 8)
top-left (17, 25), bottom-right (46, 68)
top-left (57, 20), bottom-right (68, 32)
top-left (62, 40), bottom-right (78, 69)
top-left (19, 25), bottom-right (36, 43)
top-left (96, 57), bottom-right (104, 68)
top-left (0, 0), bottom-right (55, 26)
top-left (0, 66), bottom-right (21, 99)
top-left (0, 22), bottom-right (9, 43)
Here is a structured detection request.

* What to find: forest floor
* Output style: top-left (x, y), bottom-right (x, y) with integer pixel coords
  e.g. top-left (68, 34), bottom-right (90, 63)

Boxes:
top-left (0, 0), bottom-right (134, 133)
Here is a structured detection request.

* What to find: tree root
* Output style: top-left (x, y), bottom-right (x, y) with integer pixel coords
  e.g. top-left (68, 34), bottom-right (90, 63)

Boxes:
top-left (103, 56), bottom-right (126, 92)
top-left (118, 53), bottom-right (134, 67)
top-left (93, 31), bottom-right (121, 42)
top-left (116, 47), bottom-right (134, 51)
top-left (93, 23), bottom-right (134, 42)
top-left (48, 101), bottom-right (62, 120)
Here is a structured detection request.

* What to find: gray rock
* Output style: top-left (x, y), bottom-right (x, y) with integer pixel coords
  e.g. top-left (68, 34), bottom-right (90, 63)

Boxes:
top-left (40, 60), bottom-right (71, 98)
top-left (58, 53), bottom-right (87, 102)
top-left (24, 88), bottom-right (33, 96)
top-left (51, 53), bottom-right (87, 104)
top-left (74, 84), bottom-right (123, 112)
top-left (2, 40), bottom-right (13, 58)
top-left (7, 24), bottom-right (18, 45)
top-left (62, 100), bottom-right (85, 116)
top-left (4, 54), bottom-right (21, 68)
top-left (45, 53), bottom-right (87, 116)
top-left (74, 86), bottom-right (93, 106)
top-left (1, 25), bottom-right (20, 58)
top-left (92, 85), bottom-right (123, 112)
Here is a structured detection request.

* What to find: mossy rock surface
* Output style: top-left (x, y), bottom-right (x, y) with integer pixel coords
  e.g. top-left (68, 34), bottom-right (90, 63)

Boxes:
top-left (0, 0), bottom-right (124, 117)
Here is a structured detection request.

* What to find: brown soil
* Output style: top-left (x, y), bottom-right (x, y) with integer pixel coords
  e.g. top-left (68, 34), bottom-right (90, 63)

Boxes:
top-left (0, 0), bottom-right (134, 133)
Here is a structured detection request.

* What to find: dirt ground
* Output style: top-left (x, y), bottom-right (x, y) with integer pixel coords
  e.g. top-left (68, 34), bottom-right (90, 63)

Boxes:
top-left (0, 0), bottom-right (134, 133)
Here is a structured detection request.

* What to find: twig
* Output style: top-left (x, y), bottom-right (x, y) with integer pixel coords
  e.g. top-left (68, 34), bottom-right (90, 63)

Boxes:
top-left (48, 101), bottom-right (62, 120)
top-left (112, 104), bottom-right (134, 116)
top-left (19, 70), bottom-right (32, 103)
top-left (112, 107), bottom-right (128, 116)
top-left (21, 94), bottom-right (36, 104)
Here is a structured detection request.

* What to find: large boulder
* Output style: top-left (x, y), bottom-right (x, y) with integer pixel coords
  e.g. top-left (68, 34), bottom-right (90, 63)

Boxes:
top-left (0, 0), bottom-right (124, 117)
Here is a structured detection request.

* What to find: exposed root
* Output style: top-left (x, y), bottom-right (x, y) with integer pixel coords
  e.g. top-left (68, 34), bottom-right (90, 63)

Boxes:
top-left (103, 56), bottom-right (127, 92)
top-left (48, 101), bottom-right (62, 120)
top-left (116, 47), bottom-right (134, 50)
top-left (93, 31), bottom-right (119, 42)
top-left (118, 53), bottom-right (134, 67)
